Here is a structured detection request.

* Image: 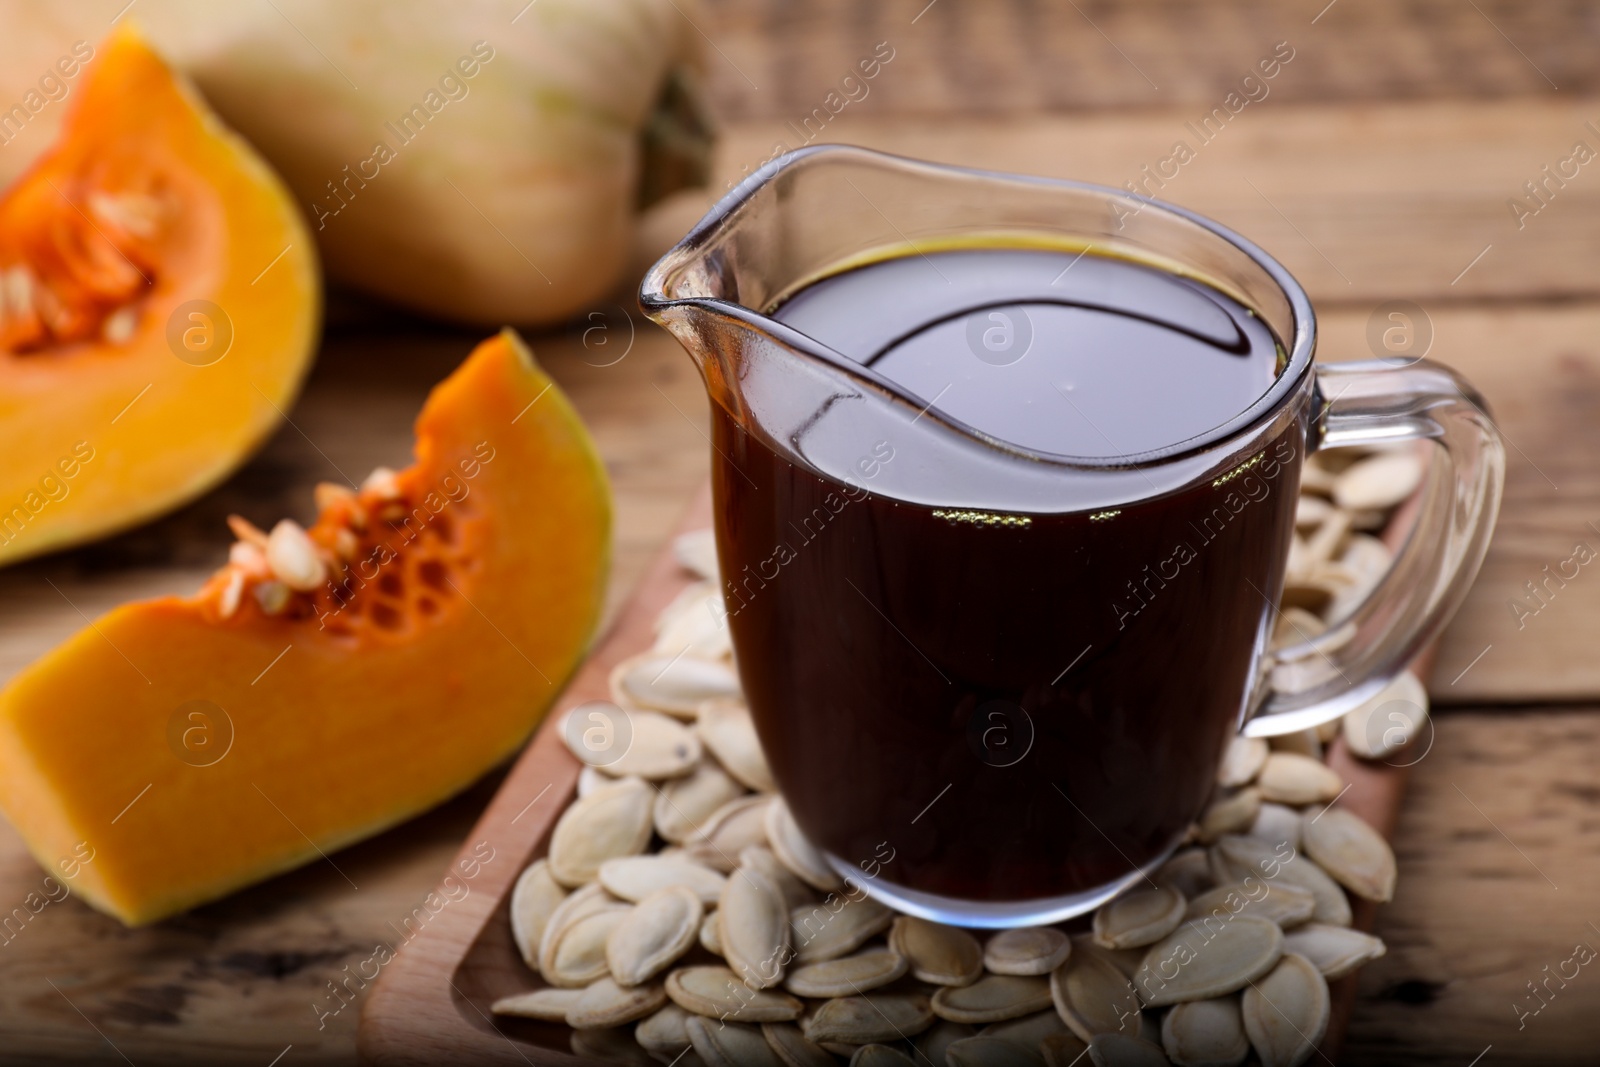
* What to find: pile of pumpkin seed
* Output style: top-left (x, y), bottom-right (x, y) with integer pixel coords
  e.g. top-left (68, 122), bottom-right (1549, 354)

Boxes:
top-left (490, 445), bottom-right (1425, 1067)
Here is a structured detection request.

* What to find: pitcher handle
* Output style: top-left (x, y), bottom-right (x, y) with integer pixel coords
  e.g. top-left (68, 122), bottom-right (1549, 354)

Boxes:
top-left (1244, 358), bottom-right (1506, 737)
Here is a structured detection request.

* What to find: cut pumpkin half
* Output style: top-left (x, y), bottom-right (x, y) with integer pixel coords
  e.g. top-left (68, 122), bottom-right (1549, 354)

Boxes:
top-left (0, 25), bottom-right (319, 566)
top-left (0, 330), bottom-right (611, 925)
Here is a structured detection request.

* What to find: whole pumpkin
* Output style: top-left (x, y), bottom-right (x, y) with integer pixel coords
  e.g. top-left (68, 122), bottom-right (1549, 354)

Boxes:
top-left (0, 0), bottom-right (712, 326)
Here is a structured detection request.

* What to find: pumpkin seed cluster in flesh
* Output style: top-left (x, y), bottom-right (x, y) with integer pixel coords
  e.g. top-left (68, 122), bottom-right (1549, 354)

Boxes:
top-left (493, 444), bottom-right (1418, 1067)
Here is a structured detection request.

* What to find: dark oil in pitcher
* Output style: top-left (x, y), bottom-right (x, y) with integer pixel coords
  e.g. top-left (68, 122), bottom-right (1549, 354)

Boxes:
top-left (711, 245), bottom-right (1305, 905)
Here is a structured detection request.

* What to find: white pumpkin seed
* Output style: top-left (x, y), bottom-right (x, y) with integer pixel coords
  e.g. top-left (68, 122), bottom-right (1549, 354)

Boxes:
top-left (946, 1036), bottom-right (1047, 1066)
top-left (655, 587), bottom-right (734, 660)
top-left (577, 765), bottom-right (609, 797)
top-left (1088, 1032), bottom-right (1171, 1067)
top-left (1241, 953), bottom-right (1330, 1067)
top-left (981, 1009), bottom-right (1068, 1048)
top-left (607, 885), bottom-right (702, 986)
top-left (688, 1015), bottom-right (783, 1067)
top-left (265, 519), bottom-right (327, 591)
top-left (786, 948), bottom-right (908, 998)
top-left (1161, 995), bottom-right (1249, 1067)
top-left (489, 987), bottom-right (581, 1021)
top-left (697, 699), bottom-right (778, 793)
top-left (1293, 494), bottom-right (1332, 529)
top-left (1271, 607), bottom-right (1327, 650)
top-left (1280, 924), bottom-right (1387, 981)
top-left (599, 854), bottom-right (728, 906)
top-left (1133, 915), bottom-right (1283, 1007)
top-left (1217, 737), bottom-right (1268, 789)
top-left (566, 975), bottom-right (667, 1029)
top-left (1197, 789), bottom-right (1262, 845)
top-left (804, 994), bottom-right (935, 1045)
top-left (571, 1025), bottom-right (657, 1066)
top-left (792, 894), bottom-right (896, 963)
top-left (1154, 849), bottom-right (1215, 899)
top-left (666, 966), bottom-right (803, 1022)
top-left (1184, 881), bottom-right (1315, 930)
top-left (1301, 508), bottom-right (1352, 571)
top-left (1093, 886), bottom-right (1186, 950)
top-left (1050, 947), bottom-right (1141, 1042)
top-left (1267, 730), bottom-right (1322, 761)
top-left (1040, 1032), bottom-right (1092, 1067)
top-left (1256, 754), bottom-right (1344, 806)
top-left (700, 912), bottom-right (724, 956)
top-left (891, 916), bottom-right (984, 986)
top-left (685, 795), bottom-right (773, 872)
top-left (675, 528), bottom-right (721, 581)
top-left (656, 759), bottom-right (749, 844)
top-left (546, 906), bottom-right (631, 987)
top-left (742, 845), bottom-right (820, 911)
top-left (562, 706), bottom-right (702, 780)
top-left (852, 1044), bottom-right (917, 1066)
top-left (509, 859), bottom-right (565, 969)
top-left (637, 1003), bottom-right (694, 1059)
top-left (1213, 837), bottom-right (1351, 927)
top-left (720, 863), bottom-right (792, 990)
top-left (1333, 451), bottom-right (1423, 511)
top-left (763, 1021), bottom-right (836, 1067)
top-left (932, 975), bottom-right (1052, 1025)
top-left (613, 653), bottom-right (742, 718)
top-left (766, 798), bottom-right (845, 892)
top-left (1342, 671), bottom-right (1429, 761)
top-left (1245, 803), bottom-right (1303, 852)
top-left (547, 776), bottom-right (654, 887)
top-left (1301, 808), bottom-right (1396, 903)
top-left (983, 927), bottom-right (1072, 976)
top-left (539, 882), bottom-right (619, 979)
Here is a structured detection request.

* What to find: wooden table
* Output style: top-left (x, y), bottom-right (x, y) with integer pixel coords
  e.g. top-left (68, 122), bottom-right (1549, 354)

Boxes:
top-left (3, 1), bottom-right (1599, 1062)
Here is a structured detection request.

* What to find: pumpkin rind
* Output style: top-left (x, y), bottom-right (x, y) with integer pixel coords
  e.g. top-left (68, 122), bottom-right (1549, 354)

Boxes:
top-left (0, 330), bottom-right (610, 925)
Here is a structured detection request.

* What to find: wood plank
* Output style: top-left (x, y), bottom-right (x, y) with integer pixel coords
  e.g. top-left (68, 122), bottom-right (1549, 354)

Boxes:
top-left (710, 99), bottom-right (1600, 306)
top-left (701, 0), bottom-right (1591, 120)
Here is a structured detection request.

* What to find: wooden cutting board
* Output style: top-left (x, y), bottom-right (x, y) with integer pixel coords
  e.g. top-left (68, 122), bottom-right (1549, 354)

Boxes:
top-left (358, 483), bottom-right (1419, 1065)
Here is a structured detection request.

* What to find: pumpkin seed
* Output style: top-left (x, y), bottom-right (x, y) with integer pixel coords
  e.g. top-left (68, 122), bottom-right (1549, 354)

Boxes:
top-left (1256, 754), bottom-right (1343, 807)
top-left (946, 1036), bottom-right (1047, 1066)
top-left (547, 776), bottom-right (654, 887)
top-left (1161, 995), bottom-right (1249, 1067)
top-left (932, 975), bottom-right (1052, 1025)
top-left (852, 1045), bottom-right (917, 1066)
top-left (1301, 808), bottom-right (1396, 903)
top-left (577, 765), bottom-right (609, 797)
top-left (1271, 607), bottom-right (1328, 650)
top-left (1088, 1032), bottom-right (1171, 1067)
top-left (655, 587), bottom-right (734, 660)
top-left (786, 948), bottom-right (908, 998)
top-left (1050, 947), bottom-right (1141, 1042)
top-left (981, 1009), bottom-right (1068, 1048)
top-left (675, 528), bottom-right (721, 581)
top-left (701, 912), bottom-right (724, 956)
top-left (763, 1021), bottom-right (837, 1067)
top-left (804, 994), bottom-right (935, 1045)
top-left (607, 885), bottom-right (702, 986)
top-left (743, 844), bottom-right (820, 911)
top-left (217, 569), bottom-right (246, 619)
top-left (1301, 508), bottom-right (1352, 572)
top-left (1267, 729), bottom-right (1322, 761)
top-left (1197, 789), bottom-right (1262, 845)
top-left (655, 759), bottom-right (748, 844)
top-left (1216, 737), bottom-right (1268, 789)
top-left (983, 927), bottom-right (1072, 976)
top-left (1342, 671), bottom-right (1429, 761)
top-left (1093, 886), bottom-right (1186, 950)
top-left (1280, 924), bottom-right (1387, 981)
top-left (1241, 953), bottom-right (1329, 1067)
top-left (1154, 849), bottom-right (1215, 900)
top-left (665, 966), bottom-right (803, 1022)
top-left (688, 1015), bottom-right (784, 1067)
top-left (1244, 803), bottom-right (1303, 852)
top-left (489, 987), bottom-right (581, 1021)
top-left (697, 699), bottom-right (778, 792)
top-left (1213, 837), bottom-right (1351, 927)
top-left (1040, 1033), bottom-right (1092, 1067)
top-left (890, 916), bottom-right (984, 986)
top-left (539, 883), bottom-right (619, 979)
top-left (613, 653), bottom-right (742, 718)
top-left (720, 863), bottom-right (792, 990)
top-left (767, 798), bottom-right (846, 892)
top-left (1184, 881), bottom-right (1315, 930)
top-left (1133, 916), bottom-right (1283, 1008)
top-left (793, 894), bottom-right (896, 963)
top-left (265, 519), bottom-right (327, 591)
top-left (546, 905), bottom-right (631, 987)
top-left (1073, 935), bottom-right (1148, 981)
top-left (916, 1020), bottom-right (980, 1065)
top-left (1333, 451), bottom-right (1423, 511)
top-left (567, 975), bottom-right (667, 1029)
top-left (637, 1003), bottom-right (694, 1059)
top-left (599, 854), bottom-right (727, 906)
top-left (509, 859), bottom-right (565, 969)
top-left (686, 795), bottom-right (773, 872)
top-left (567, 707), bottom-right (702, 780)
top-left (571, 1025), bottom-right (657, 1066)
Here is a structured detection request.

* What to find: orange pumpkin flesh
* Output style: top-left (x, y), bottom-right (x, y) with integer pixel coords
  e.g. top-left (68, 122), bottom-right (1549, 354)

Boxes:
top-left (0, 330), bottom-right (610, 925)
top-left (0, 26), bottom-right (318, 566)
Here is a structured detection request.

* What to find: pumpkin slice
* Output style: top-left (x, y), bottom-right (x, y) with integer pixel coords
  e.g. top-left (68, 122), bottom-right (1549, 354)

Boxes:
top-left (0, 329), bottom-right (610, 925)
top-left (0, 26), bottom-right (318, 566)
